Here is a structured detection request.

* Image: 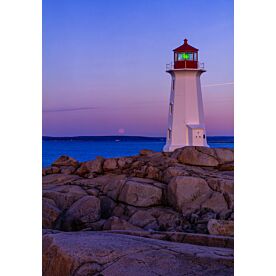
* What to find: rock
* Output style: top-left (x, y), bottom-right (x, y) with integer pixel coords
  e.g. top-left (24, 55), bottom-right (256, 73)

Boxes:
top-left (60, 166), bottom-right (76, 175)
top-left (132, 165), bottom-right (148, 178)
top-left (52, 155), bottom-right (79, 168)
top-left (42, 168), bottom-right (47, 176)
top-left (62, 195), bottom-right (101, 230)
top-left (51, 166), bottom-right (61, 174)
top-left (100, 196), bottom-right (117, 218)
top-left (86, 172), bottom-right (97, 178)
top-left (86, 219), bottom-right (106, 231)
top-left (43, 231), bottom-right (234, 276)
top-left (103, 158), bottom-right (118, 171)
top-left (118, 179), bottom-right (163, 207)
top-left (206, 178), bottom-right (220, 192)
top-left (74, 164), bottom-right (87, 176)
top-left (220, 171), bottom-right (234, 178)
top-left (124, 205), bottom-right (138, 218)
top-left (219, 210), bottom-right (233, 220)
top-left (177, 147), bottom-right (219, 167)
top-left (224, 192), bottom-right (234, 209)
top-left (207, 178), bottom-right (234, 194)
top-left (74, 174), bottom-right (127, 201)
top-left (42, 166), bottom-right (61, 175)
top-left (207, 219), bottom-right (234, 236)
top-left (218, 162), bottom-right (234, 171)
top-left (144, 220), bottom-right (160, 231)
top-left (214, 148), bottom-right (234, 164)
top-left (190, 208), bottom-right (217, 223)
top-left (145, 165), bottom-right (160, 180)
top-left (131, 160), bottom-right (143, 168)
top-left (154, 209), bottom-right (183, 231)
top-left (43, 167), bottom-right (52, 176)
top-left (184, 208), bottom-right (219, 234)
top-left (108, 230), bottom-right (234, 249)
top-left (221, 179), bottom-right (234, 195)
top-left (201, 192), bottom-right (229, 213)
top-left (139, 149), bottom-right (156, 156)
top-left (42, 147), bottom-right (234, 237)
top-left (42, 198), bottom-right (61, 229)
top-left (112, 204), bottom-right (125, 218)
top-left (147, 154), bottom-right (177, 169)
top-left (84, 156), bottom-right (104, 173)
top-left (86, 188), bottom-right (99, 196)
top-left (168, 176), bottom-right (211, 212)
top-left (117, 157), bottom-right (133, 168)
top-left (43, 185), bottom-right (87, 211)
top-left (151, 181), bottom-right (167, 190)
top-left (129, 210), bottom-right (156, 228)
top-left (103, 216), bottom-right (142, 231)
top-left (42, 174), bottom-right (81, 186)
top-left (76, 156), bottom-right (104, 175)
top-left (162, 165), bottom-right (190, 183)
top-left (97, 174), bottom-right (126, 200)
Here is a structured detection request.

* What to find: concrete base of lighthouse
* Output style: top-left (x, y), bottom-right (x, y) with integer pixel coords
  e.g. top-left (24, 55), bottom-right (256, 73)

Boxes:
top-left (163, 128), bottom-right (209, 152)
top-left (163, 144), bottom-right (187, 152)
top-left (163, 141), bottom-right (209, 153)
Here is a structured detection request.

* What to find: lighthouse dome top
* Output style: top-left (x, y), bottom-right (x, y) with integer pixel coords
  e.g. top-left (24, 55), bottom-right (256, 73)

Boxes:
top-left (173, 39), bottom-right (198, 53)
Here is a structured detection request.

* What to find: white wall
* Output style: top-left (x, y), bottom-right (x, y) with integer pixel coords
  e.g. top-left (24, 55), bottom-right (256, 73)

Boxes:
top-left (163, 69), bottom-right (208, 151)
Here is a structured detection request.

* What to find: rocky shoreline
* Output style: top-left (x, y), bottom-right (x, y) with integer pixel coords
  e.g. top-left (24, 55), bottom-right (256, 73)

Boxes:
top-left (43, 146), bottom-right (234, 275)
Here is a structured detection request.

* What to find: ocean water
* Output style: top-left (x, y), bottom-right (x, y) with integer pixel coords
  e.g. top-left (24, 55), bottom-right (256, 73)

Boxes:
top-left (42, 136), bottom-right (234, 168)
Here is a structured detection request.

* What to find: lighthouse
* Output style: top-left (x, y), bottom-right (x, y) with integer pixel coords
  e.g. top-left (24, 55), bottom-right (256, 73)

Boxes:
top-left (163, 39), bottom-right (208, 152)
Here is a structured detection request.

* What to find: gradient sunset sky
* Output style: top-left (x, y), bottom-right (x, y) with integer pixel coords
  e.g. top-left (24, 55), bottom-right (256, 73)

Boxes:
top-left (43, 0), bottom-right (233, 137)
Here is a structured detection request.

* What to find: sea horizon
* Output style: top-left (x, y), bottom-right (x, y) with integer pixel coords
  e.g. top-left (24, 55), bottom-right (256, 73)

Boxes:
top-left (43, 135), bottom-right (234, 141)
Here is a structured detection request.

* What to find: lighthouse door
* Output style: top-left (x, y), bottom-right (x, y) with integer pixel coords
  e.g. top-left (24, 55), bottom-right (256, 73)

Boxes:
top-left (192, 128), bottom-right (204, 146)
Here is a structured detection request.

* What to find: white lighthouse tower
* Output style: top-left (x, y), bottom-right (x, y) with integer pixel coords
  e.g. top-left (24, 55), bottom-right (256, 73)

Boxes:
top-left (163, 39), bottom-right (208, 152)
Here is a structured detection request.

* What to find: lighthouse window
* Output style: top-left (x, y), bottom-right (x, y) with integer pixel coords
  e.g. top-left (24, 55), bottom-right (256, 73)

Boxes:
top-left (169, 103), bottom-right (173, 115)
top-left (174, 52), bottom-right (178, 62)
top-left (178, 52), bottom-right (193, 61)
top-left (168, 129), bottom-right (172, 139)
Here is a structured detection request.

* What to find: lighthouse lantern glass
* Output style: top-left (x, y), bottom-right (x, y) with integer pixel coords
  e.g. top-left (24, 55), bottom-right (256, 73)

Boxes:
top-left (177, 52), bottom-right (193, 61)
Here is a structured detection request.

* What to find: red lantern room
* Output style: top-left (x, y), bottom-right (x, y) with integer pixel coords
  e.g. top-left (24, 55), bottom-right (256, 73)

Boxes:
top-left (173, 39), bottom-right (198, 69)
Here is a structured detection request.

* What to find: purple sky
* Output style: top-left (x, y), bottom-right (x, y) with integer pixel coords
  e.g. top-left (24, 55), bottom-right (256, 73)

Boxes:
top-left (43, 0), bottom-right (233, 137)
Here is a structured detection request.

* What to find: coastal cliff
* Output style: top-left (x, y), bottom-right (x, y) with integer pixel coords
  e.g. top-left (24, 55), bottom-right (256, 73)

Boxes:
top-left (43, 146), bottom-right (234, 275)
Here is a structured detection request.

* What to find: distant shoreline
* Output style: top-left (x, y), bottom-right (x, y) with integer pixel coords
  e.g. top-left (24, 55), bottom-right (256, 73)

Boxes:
top-left (43, 135), bottom-right (234, 143)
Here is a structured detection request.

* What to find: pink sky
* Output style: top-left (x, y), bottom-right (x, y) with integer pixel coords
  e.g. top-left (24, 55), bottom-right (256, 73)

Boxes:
top-left (43, 0), bottom-right (233, 137)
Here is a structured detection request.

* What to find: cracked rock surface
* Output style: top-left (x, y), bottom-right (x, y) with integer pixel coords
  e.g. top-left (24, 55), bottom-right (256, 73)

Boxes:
top-left (43, 231), bottom-right (233, 276)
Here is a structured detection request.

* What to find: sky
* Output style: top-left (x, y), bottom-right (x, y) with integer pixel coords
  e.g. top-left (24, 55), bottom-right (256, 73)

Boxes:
top-left (43, 0), bottom-right (233, 137)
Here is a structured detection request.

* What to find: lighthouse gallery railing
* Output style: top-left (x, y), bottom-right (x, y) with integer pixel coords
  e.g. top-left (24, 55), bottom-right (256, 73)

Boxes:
top-left (166, 62), bottom-right (205, 71)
